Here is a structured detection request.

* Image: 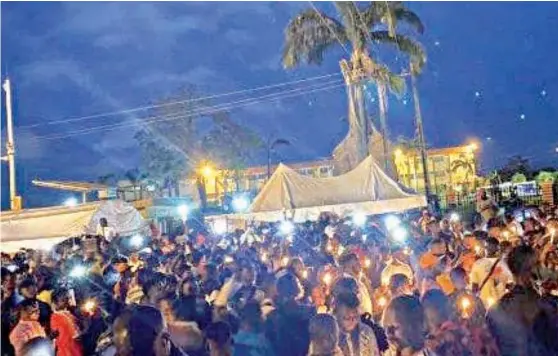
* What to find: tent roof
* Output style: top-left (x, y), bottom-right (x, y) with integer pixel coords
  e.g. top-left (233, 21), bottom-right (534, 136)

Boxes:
top-left (245, 155), bottom-right (426, 221)
top-left (32, 179), bottom-right (108, 192)
top-left (1, 200), bottom-right (147, 252)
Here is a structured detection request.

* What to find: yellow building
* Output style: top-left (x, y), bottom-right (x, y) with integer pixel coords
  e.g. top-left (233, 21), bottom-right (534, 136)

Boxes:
top-left (202, 142), bottom-right (478, 202)
top-left (393, 143), bottom-right (478, 194)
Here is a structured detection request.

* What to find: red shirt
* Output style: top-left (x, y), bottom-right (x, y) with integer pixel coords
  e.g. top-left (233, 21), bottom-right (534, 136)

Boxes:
top-left (50, 311), bottom-right (83, 356)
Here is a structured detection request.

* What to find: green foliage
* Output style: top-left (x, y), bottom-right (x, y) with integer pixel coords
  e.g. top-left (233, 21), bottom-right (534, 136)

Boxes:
top-left (282, 1), bottom-right (425, 76)
top-left (511, 172), bottom-right (527, 183)
top-left (498, 155), bottom-right (531, 182)
top-left (536, 171), bottom-right (555, 184)
top-left (133, 86), bottom-right (262, 195)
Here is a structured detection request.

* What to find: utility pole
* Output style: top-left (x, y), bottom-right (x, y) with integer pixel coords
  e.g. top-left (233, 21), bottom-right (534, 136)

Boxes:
top-left (2, 77), bottom-right (21, 210)
top-left (410, 63), bottom-right (431, 202)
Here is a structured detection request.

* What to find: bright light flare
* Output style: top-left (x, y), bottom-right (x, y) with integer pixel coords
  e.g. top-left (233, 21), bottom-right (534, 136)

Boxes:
top-left (232, 196), bottom-right (249, 212)
top-left (391, 226), bottom-right (408, 243)
top-left (213, 220), bottom-right (227, 235)
top-left (302, 270), bottom-right (309, 279)
top-left (323, 272), bottom-right (333, 286)
top-left (279, 221), bottom-right (294, 235)
top-left (450, 212), bottom-right (460, 222)
top-left (281, 256), bottom-right (290, 267)
top-left (364, 258), bottom-right (371, 268)
top-left (64, 197), bottom-right (78, 207)
top-left (378, 295), bottom-right (388, 308)
top-left (177, 205), bottom-right (189, 220)
top-left (352, 212), bottom-right (367, 227)
top-left (70, 265), bottom-right (88, 278)
top-left (130, 234), bottom-right (144, 248)
top-left (384, 215), bottom-right (401, 231)
top-left (83, 299), bottom-right (97, 314)
top-left (224, 256), bottom-right (234, 264)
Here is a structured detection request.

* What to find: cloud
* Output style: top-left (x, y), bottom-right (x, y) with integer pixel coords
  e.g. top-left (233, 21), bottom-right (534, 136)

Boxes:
top-left (60, 3), bottom-right (218, 50)
top-left (132, 66), bottom-right (220, 88)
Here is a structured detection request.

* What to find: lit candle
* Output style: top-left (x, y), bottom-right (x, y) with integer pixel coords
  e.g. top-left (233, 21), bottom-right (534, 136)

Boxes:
top-left (377, 295), bottom-right (387, 308)
top-left (323, 272), bottom-right (332, 286)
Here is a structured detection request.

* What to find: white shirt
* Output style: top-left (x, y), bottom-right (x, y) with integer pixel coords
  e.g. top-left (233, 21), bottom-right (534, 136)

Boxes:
top-left (469, 257), bottom-right (513, 308)
top-left (381, 259), bottom-right (414, 287)
top-left (96, 225), bottom-right (116, 242)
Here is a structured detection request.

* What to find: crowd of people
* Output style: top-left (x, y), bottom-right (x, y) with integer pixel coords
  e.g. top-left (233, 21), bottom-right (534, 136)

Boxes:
top-left (1, 195), bottom-right (558, 356)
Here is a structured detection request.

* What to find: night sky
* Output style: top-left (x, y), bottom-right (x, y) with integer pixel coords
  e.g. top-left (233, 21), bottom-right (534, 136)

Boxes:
top-left (1, 2), bottom-right (558, 209)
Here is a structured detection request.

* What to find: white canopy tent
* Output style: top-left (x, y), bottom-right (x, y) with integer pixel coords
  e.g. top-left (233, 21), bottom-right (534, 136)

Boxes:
top-left (1, 200), bottom-right (148, 253)
top-left (243, 155), bottom-right (426, 222)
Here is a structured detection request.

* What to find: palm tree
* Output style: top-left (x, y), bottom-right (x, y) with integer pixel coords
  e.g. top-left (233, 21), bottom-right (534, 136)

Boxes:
top-left (536, 171), bottom-right (555, 184)
top-left (283, 2), bottom-right (425, 172)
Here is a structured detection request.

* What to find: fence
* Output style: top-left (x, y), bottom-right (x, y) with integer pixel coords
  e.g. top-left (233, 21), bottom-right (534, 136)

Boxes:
top-left (436, 182), bottom-right (544, 222)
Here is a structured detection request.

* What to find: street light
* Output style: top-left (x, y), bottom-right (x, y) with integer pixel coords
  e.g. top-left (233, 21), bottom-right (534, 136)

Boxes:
top-left (201, 165), bottom-right (214, 178)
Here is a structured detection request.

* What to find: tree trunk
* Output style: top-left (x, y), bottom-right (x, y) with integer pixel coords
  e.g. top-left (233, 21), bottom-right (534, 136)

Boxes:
top-left (377, 82), bottom-right (390, 172)
top-left (332, 82), bottom-right (369, 175)
top-left (411, 65), bottom-right (431, 199)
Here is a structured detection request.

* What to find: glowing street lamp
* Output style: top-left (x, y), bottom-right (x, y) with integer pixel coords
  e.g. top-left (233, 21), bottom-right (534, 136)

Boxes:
top-left (201, 165), bottom-right (214, 179)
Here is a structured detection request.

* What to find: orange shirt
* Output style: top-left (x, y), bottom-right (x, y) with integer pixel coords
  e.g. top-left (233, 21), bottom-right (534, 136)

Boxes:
top-left (419, 252), bottom-right (438, 270)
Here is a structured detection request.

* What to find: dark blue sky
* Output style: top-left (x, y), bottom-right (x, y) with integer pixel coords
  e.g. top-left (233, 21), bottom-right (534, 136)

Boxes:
top-left (1, 2), bottom-right (558, 209)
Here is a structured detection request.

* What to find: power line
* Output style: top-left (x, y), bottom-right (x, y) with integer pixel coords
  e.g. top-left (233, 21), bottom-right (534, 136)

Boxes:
top-left (33, 80), bottom-right (345, 142)
top-left (18, 72), bottom-right (342, 129)
top-left (34, 78), bottom-right (343, 139)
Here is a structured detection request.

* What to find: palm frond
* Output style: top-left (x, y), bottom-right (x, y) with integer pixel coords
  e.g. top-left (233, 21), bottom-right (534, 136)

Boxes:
top-left (361, 2), bottom-right (390, 29)
top-left (282, 9), bottom-right (348, 68)
top-left (369, 31), bottom-right (426, 74)
top-left (391, 4), bottom-right (425, 34)
top-left (374, 64), bottom-right (406, 97)
top-left (334, 2), bottom-right (366, 51)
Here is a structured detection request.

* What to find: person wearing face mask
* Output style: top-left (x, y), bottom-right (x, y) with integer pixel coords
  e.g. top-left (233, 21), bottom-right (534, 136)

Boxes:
top-left (381, 295), bottom-right (427, 356)
top-left (333, 292), bottom-right (380, 356)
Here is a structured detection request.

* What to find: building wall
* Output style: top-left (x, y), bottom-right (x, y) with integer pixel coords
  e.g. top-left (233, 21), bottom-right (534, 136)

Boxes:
top-left (394, 144), bottom-right (478, 194)
top-left (117, 144), bottom-right (478, 203)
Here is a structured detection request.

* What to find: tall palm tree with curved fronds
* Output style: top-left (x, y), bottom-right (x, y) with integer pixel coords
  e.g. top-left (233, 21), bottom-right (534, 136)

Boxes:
top-left (283, 1), bottom-right (425, 173)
